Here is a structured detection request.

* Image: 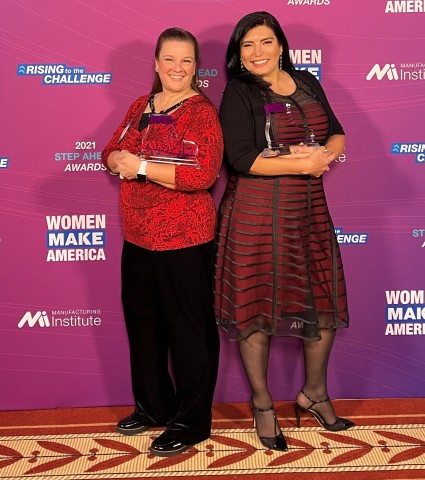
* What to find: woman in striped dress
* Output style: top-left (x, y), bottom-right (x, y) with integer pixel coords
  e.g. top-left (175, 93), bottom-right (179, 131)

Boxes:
top-left (214, 11), bottom-right (354, 451)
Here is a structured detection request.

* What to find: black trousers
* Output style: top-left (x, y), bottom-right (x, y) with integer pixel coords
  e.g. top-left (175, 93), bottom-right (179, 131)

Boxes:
top-left (121, 240), bottom-right (220, 443)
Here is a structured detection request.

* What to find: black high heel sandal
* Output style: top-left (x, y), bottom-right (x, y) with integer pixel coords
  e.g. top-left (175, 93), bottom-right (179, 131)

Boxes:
top-left (251, 400), bottom-right (288, 451)
top-left (295, 389), bottom-right (354, 431)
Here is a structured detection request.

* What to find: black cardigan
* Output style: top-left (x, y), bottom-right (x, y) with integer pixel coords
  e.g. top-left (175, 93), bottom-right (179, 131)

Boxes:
top-left (219, 70), bottom-right (344, 175)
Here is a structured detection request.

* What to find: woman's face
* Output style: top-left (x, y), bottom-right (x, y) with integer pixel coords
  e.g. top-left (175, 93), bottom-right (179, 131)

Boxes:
top-left (240, 25), bottom-right (282, 79)
top-left (155, 40), bottom-right (196, 94)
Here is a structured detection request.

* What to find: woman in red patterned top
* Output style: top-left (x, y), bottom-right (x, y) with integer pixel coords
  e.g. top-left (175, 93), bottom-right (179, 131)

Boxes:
top-left (102, 28), bottom-right (223, 457)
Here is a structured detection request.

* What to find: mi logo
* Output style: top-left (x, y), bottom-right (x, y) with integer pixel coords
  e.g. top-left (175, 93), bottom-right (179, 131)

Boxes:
top-left (18, 311), bottom-right (50, 328)
top-left (366, 64), bottom-right (399, 81)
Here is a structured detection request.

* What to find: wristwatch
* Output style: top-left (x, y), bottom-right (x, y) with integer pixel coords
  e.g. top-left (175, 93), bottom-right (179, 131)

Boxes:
top-left (137, 160), bottom-right (148, 182)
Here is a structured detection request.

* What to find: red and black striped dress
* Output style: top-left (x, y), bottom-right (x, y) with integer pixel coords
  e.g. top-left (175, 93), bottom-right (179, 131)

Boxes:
top-left (214, 83), bottom-right (349, 341)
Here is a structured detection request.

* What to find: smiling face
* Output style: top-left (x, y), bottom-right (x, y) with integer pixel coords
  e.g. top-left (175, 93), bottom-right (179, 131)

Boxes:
top-left (155, 40), bottom-right (196, 94)
top-left (240, 25), bottom-right (282, 81)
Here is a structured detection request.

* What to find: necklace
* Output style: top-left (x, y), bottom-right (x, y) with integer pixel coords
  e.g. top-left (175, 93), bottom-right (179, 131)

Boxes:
top-left (149, 95), bottom-right (189, 114)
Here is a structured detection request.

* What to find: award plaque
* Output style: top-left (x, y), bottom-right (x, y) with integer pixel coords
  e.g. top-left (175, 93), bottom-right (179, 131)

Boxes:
top-left (138, 113), bottom-right (199, 168)
top-left (262, 102), bottom-right (320, 157)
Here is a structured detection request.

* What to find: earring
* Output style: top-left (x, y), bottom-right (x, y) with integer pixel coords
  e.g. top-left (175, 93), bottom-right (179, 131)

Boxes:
top-left (279, 54), bottom-right (283, 70)
top-left (240, 60), bottom-right (245, 72)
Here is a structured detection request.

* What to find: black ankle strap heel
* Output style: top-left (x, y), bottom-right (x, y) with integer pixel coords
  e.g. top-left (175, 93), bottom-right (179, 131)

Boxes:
top-left (251, 400), bottom-right (288, 451)
top-left (295, 389), bottom-right (354, 431)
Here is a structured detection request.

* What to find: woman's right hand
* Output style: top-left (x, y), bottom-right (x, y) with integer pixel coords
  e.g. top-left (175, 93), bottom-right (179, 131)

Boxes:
top-left (107, 150), bottom-right (141, 180)
top-left (250, 145), bottom-right (335, 177)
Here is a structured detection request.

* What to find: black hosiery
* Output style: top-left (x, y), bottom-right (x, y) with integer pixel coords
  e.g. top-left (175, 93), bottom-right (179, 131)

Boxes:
top-left (298, 327), bottom-right (338, 424)
top-left (238, 332), bottom-right (282, 438)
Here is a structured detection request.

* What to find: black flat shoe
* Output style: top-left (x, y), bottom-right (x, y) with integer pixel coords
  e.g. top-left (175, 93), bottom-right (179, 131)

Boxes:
top-left (150, 430), bottom-right (193, 457)
top-left (295, 389), bottom-right (355, 432)
top-left (116, 412), bottom-right (150, 436)
top-left (251, 399), bottom-right (288, 451)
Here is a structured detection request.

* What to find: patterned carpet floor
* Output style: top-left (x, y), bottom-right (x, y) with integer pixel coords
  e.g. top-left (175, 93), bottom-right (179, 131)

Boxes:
top-left (1, 399), bottom-right (425, 479)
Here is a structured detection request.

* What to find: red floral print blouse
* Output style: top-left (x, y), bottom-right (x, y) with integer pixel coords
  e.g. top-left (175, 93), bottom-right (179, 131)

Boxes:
top-left (102, 94), bottom-right (223, 251)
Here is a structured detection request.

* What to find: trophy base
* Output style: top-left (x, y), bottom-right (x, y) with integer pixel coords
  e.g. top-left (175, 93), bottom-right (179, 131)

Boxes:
top-left (261, 146), bottom-right (291, 157)
top-left (140, 155), bottom-right (199, 168)
top-left (261, 142), bottom-right (322, 158)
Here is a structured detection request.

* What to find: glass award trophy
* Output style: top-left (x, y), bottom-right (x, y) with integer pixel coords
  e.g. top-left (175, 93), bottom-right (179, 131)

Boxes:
top-left (262, 102), bottom-right (320, 157)
top-left (138, 113), bottom-right (199, 168)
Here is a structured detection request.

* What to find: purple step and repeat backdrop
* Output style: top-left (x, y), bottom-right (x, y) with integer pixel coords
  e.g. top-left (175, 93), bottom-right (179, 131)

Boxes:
top-left (1, 0), bottom-right (424, 411)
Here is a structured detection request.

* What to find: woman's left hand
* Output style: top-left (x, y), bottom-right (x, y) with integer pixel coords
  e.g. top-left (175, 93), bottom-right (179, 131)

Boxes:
top-left (290, 145), bottom-right (334, 161)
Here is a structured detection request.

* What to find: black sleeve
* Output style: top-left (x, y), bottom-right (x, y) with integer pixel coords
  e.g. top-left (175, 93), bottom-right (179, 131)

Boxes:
top-left (219, 81), bottom-right (264, 175)
top-left (296, 71), bottom-right (344, 137)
